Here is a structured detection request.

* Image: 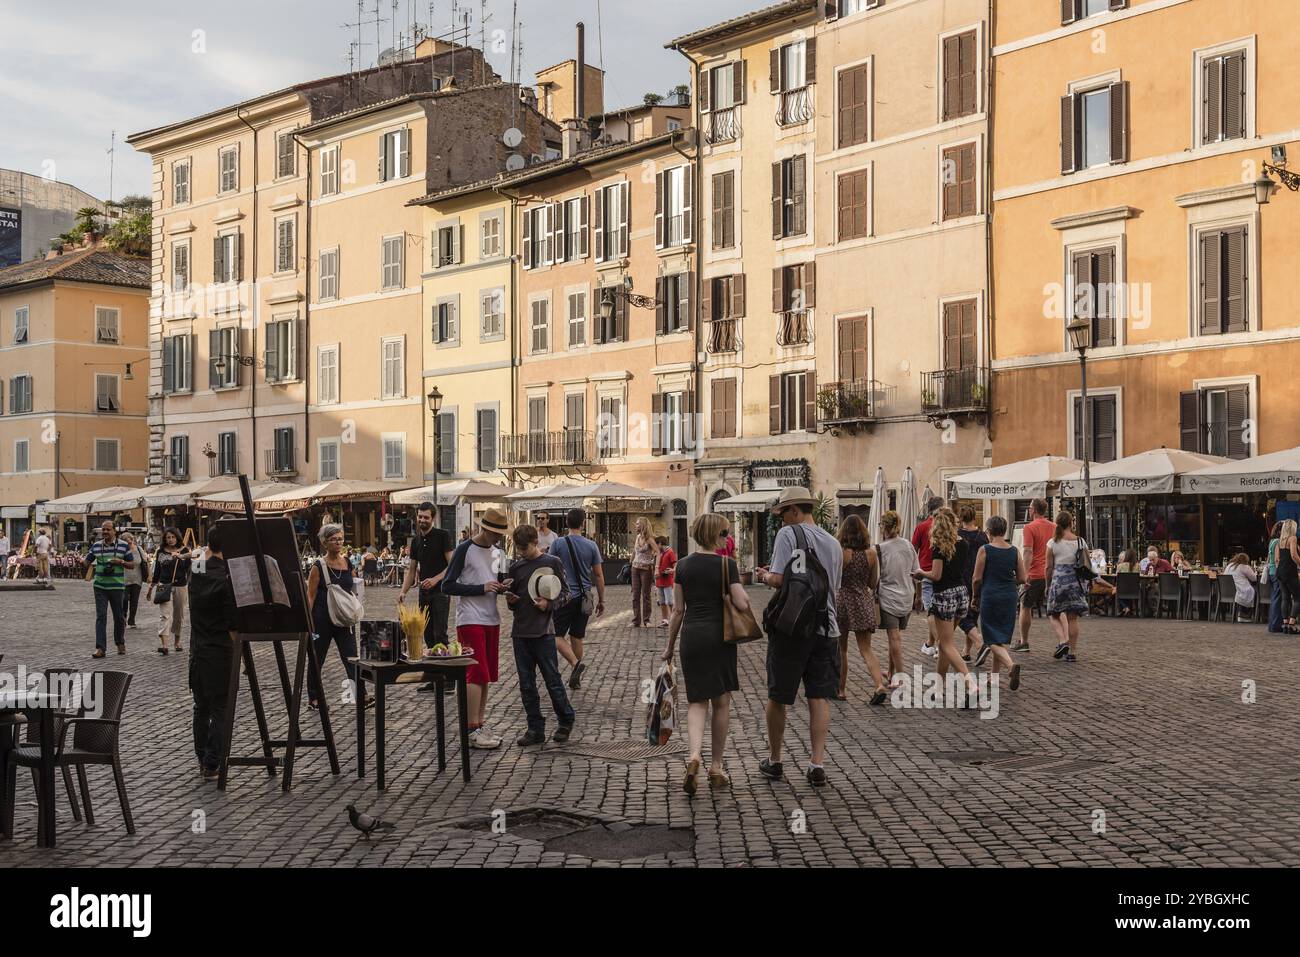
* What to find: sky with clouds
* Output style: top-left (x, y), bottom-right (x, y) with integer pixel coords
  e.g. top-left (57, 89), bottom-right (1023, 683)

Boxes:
top-left (1, 0), bottom-right (759, 201)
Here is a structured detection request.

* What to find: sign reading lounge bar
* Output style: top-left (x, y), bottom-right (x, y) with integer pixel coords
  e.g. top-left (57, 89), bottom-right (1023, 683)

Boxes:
top-left (950, 481), bottom-right (1047, 498)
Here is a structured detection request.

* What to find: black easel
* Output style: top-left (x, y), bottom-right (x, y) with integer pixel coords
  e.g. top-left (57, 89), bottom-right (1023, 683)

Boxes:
top-left (215, 476), bottom-right (340, 792)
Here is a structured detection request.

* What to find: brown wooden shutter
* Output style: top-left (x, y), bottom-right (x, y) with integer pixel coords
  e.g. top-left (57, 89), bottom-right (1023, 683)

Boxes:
top-left (769, 375), bottom-right (782, 434)
top-left (960, 299), bottom-right (976, 367)
top-left (1072, 396), bottom-right (1085, 460)
top-left (578, 196), bottom-right (589, 258)
top-left (1109, 80), bottom-right (1129, 164)
top-left (701, 276), bottom-right (714, 323)
top-left (1225, 385), bottom-right (1250, 459)
top-left (773, 267), bottom-right (785, 313)
top-left (1223, 226), bottom-right (1247, 333)
top-left (804, 370), bottom-right (818, 432)
top-left (1071, 250), bottom-right (1091, 324)
top-left (805, 39), bottom-right (817, 84)
top-left (943, 301), bottom-right (961, 370)
top-left (1222, 51), bottom-right (1245, 140)
top-left (837, 320), bottom-right (853, 382)
top-left (958, 143), bottom-right (976, 216)
top-left (1060, 94), bottom-right (1076, 174)
top-left (1061, 0), bottom-right (1076, 25)
top-left (651, 391), bottom-right (664, 456)
top-left (942, 35), bottom-right (960, 121)
top-left (790, 155), bottom-right (807, 235)
top-left (1094, 396), bottom-right (1117, 463)
top-left (733, 60), bottom-right (746, 104)
top-left (772, 161), bottom-right (784, 238)
top-left (1094, 249), bottom-right (1116, 346)
top-left (699, 66), bottom-right (711, 113)
top-left (1180, 391), bottom-right (1203, 453)
top-left (802, 261), bottom-right (816, 309)
top-left (732, 273), bottom-right (746, 317)
top-left (619, 182), bottom-right (631, 256)
top-left (712, 173), bottom-right (724, 249)
top-left (710, 379), bottom-right (723, 437)
top-left (838, 317), bottom-right (868, 382)
top-left (959, 31), bottom-right (977, 116)
top-left (1199, 231), bottom-right (1221, 334)
top-left (655, 276), bottom-right (667, 335)
top-left (655, 171), bottom-right (665, 249)
top-left (770, 48), bottom-right (781, 94)
top-left (617, 287), bottom-right (628, 340)
top-left (1202, 56), bottom-right (1221, 145)
top-left (838, 65), bottom-right (868, 149)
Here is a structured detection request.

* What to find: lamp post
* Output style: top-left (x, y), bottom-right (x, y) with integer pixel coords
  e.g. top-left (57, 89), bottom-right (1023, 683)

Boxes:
top-left (1066, 317), bottom-right (1095, 546)
top-left (427, 386), bottom-right (443, 528)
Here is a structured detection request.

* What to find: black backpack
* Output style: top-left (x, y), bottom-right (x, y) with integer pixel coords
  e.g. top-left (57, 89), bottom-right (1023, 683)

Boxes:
top-left (763, 525), bottom-right (831, 640)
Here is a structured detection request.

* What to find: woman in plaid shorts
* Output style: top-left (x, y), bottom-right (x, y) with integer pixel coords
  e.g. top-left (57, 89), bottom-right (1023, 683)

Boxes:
top-left (914, 508), bottom-right (980, 704)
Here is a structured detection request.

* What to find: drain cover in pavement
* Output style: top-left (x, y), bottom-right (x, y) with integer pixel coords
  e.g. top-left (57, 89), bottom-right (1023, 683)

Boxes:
top-left (554, 740), bottom-right (688, 762)
top-left (451, 808), bottom-right (695, 861)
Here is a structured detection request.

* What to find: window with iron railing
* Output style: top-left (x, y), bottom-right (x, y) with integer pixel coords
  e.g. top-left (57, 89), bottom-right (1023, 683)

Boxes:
top-left (707, 108), bottom-right (741, 144)
top-left (777, 310), bottom-right (810, 346)
top-left (777, 87), bottom-right (815, 127)
top-left (707, 318), bottom-right (740, 354)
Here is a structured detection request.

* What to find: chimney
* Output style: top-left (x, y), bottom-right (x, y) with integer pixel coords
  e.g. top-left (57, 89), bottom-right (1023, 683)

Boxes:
top-left (561, 119), bottom-right (583, 159)
top-left (576, 23), bottom-right (586, 121)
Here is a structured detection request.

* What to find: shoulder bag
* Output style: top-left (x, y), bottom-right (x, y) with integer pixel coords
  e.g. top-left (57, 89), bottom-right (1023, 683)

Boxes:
top-left (722, 556), bottom-right (763, 643)
top-left (564, 535), bottom-right (597, 616)
top-left (319, 557), bottom-right (365, 628)
top-left (153, 552), bottom-right (180, 604)
top-left (1073, 539), bottom-right (1098, 584)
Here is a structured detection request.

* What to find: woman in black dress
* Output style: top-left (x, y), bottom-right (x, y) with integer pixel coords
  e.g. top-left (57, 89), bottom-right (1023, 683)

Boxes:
top-left (662, 513), bottom-right (753, 796)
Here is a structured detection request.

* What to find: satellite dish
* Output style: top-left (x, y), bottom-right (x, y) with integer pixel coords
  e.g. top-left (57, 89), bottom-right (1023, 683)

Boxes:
top-left (378, 46), bottom-right (398, 65)
top-left (506, 154), bottom-right (526, 172)
top-left (503, 128), bottom-right (523, 148)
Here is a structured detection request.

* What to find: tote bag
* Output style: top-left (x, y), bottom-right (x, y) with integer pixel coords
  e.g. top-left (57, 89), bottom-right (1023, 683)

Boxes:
top-left (722, 556), bottom-right (764, 643)
top-left (319, 558), bottom-right (364, 628)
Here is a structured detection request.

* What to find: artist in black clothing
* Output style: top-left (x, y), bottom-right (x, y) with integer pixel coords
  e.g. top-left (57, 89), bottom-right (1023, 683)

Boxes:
top-left (188, 524), bottom-right (239, 782)
top-left (399, 502), bottom-right (452, 692)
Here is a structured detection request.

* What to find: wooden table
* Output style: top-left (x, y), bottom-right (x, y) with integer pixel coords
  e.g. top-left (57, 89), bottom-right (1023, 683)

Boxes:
top-left (352, 658), bottom-right (472, 791)
top-left (0, 691), bottom-right (58, 847)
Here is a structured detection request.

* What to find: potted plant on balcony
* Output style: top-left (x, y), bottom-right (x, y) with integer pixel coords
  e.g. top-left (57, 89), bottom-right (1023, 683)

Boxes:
top-left (815, 386), bottom-right (840, 421)
top-left (971, 383), bottom-right (987, 405)
top-left (921, 387), bottom-right (937, 408)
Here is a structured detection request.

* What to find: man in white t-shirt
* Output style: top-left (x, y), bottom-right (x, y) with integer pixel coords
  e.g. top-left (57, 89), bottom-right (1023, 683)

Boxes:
top-left (535, 512), bottom-right (559, 552)
top-left (34, 529), bottom-right (52, 583)
top-left (0, 534), bottom-right (9, 558)
top-left (441, 507), bottom-right (510, 749)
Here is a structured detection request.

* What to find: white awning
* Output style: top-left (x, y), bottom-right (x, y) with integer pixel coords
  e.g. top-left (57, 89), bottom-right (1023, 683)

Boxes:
top-left (40, 486), bottom-right (146, 516)
top-left (1181, 446), bottom-right (1300, 495)
top-left (1060, 449), bottom-right (1228, 497)
top-left (140, 476), bottom-right (240, 509)
top-left (391, 479), bottom-right (522, 507)
top-left (950, 456), bottom-right (1083, 499)
top-left (715, 490), bottom-right (780, 513)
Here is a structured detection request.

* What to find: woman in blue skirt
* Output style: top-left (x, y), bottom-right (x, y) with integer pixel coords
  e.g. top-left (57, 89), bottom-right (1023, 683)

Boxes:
top-left (971, 515), bottom-right (1024, 691)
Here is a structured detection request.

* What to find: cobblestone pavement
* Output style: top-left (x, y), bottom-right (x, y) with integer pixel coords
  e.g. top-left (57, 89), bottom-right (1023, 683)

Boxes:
top-left (2, 581), bottom-right (1298, 868)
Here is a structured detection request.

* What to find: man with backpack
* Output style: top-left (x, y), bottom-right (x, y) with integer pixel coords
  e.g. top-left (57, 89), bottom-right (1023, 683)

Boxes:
top-left (755, 487), bottom-right (844, 788)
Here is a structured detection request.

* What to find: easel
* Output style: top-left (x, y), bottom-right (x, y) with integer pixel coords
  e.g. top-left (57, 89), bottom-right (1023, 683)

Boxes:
top-left (215, 476), bottom-right (339, 792)
top-left (6, 530), bottom-right (30, 579)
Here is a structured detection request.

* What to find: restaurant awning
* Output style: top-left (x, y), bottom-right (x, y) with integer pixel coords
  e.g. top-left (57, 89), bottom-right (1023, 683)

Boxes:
top-left (715, 490), bottom-right (781, 513)
top-left (1060, 449), bottom-right (1229, 498)
top-left (39, 486), bottom-right (146, 516)
top-left (196, 480), bottom-right (416, 513)
top-left (391, 479), bottom-right (522, 507)
top-left (139, 476), bottom-right (241, 509)
top-left (950, 455), bottom-right (1083, 499)
top-left (505, 484), bottom-right (576, 511)
top-left (507, 483), bottom-right (665, 512)
top-left (1180, 446), bottom-right (1300, 495)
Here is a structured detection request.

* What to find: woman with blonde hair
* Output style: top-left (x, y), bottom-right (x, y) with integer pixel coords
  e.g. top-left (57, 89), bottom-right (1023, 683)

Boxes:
top-left (1276, 519), bottom-right (1300, 634)
top-left (631, 517), bottom-right (656, 628)
top-left (662, 512), bottom-right (752, 795)
top-left (835, 514), bottom-right (886, 705)
top-left (1044, 510), bottom-right (1089, 661)
top-left (913, 508), bottom-right (978, 701)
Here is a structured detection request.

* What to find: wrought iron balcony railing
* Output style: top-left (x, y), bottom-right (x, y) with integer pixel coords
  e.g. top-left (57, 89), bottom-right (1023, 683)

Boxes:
top-left (776, 310), bottom-right (810, 347)
top-left (706, 108), bottom-right (741, 145)
top-left (706, 318), bottom-right (740, 354)
top-left (265, 447), bottom-right (298, 478)
top-left (500, 429), bottom-right (595, 469)
top-left (920, 367), bottom-right (990, 414)
top-left (817, 379), bottom-right (895, 426)
top-left (209, 451), bottom-right (239, 478)
top-left (776, 87), bottom-right (814, 127)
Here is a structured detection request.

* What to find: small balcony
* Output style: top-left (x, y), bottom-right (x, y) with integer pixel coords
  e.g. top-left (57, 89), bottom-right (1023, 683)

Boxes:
top-left (776, 87), bottom-right (814, 127)
top-left (920, 367), bottom-right (990, 415)
top-left (164, 458), bottom-right (189, 482)
top-left (818, 379), bottom-right (895, 431)
top-left (500, 430), bottom-right (595, 469)
top-left (706, 318), bottom-right (740, 354)
top-left (776, 310), bottom-right (810, 347)
top-left (706, 107), bottom-right (741, 145)
top-left (265, 447), bottom-right (298, 478)
top-left (209, 451), bottom-right (239, 478)
top-left (663, 213), bottom-right (687, 248)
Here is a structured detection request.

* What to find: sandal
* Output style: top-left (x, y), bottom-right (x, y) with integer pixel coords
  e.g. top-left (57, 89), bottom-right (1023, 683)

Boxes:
top-left (708, 770), bottom-right (730, 790)
top-left (683, 758), bottom-right (700, 796)
top-left (870, 688), bottom-right (888, 707)
top-left (308, 699), bottom-right (320, 711)
top-left (174, 643), bottom-right (183, 652)
top-left (156, 646), bottom-right (168, 656)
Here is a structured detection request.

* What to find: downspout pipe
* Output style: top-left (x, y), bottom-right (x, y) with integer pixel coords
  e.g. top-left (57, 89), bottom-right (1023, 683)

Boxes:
top-left (493, 184), bottom-right (521, 487)
top-left (293, 130), bottom-right (313, 473)
top-left (236, 107), bottom-right (260, 479)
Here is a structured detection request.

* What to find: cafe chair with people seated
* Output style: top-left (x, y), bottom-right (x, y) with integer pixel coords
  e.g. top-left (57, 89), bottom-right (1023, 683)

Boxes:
top-left (1115, 573), bottom-right (1144, 618)
top-left (5, 670), bottom-right (135, 836)
top-left (1154, 572), bottom-right (1183, 619)
top-left (1185, 573), bottom-right (1215, 621)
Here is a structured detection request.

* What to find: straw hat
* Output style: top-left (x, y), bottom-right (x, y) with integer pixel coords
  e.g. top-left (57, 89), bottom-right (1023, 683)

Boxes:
top-left (480, 507), bottom-right (509, 533)
top-left (771, 486), bottom-right (817, 514)
top-left (528, 569), bottom-right (563, 602)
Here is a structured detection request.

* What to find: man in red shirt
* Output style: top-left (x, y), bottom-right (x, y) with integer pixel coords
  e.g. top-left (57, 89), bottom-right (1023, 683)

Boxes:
top-left (911, 497), bottom-right (945, 658)
top-left (1014, 498), bottom-right (1057, 652)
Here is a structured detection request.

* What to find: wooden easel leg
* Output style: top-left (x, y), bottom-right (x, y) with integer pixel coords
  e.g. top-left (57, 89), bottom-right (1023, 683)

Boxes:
top-left (272, 641), bottom-right (293, 709)
top-left (280, 638), bottom-right (306, 792)
top-left (374, 679), bottom-right (386, 792)
top-left (356, 670), bottom-right (366, 780)
top-left (216, 641), bottom-right (242, 791)
top-left (242, 643), bottom-right (276, 778)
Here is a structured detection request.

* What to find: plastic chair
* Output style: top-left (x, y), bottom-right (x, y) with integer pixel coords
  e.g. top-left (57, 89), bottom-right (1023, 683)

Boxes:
top-left (1155, 573), bottom-right (1183, 619)
top-left (1185, 574), bottom-right (1214, 620)
top-left (1115, 573), bottom-right (1144, 618)
top-left (1214, 576), bottom-right (1238, 621)
top-left (1255, 578), bottom-right (1272, 624)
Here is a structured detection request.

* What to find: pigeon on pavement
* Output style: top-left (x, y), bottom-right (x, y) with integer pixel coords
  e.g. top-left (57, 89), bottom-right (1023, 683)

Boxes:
top-left (346, 804), bottom-right (396, 839)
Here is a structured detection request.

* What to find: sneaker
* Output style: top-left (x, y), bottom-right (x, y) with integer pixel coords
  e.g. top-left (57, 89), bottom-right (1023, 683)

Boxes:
top-left (1008, 664), bottom-right (1022, 691)
top-left (806, 766), bottom-right (827, 788)
top-left (758, 758), bottom-right (784, 781)
top-left (568, 661), bottom-right (586, 690)
top-left (1064, 654), bottom-right (1077, 663)
top-left (469, 728), bottom-right (502, 750)
top-left (552, 724), bottom-right (573, 743)
top-left (1011, 642), bottom-right (1030, 653)
top-left (201, 766), bottom-right (220, 782)
top-left (1053, 643), bottom-right (1070, 660)
top-left (91, 649), bottom-right (106, 659)
top-left (515, 729), bottom-right (546, 747)
top-left (921, 643), bottom-right (938, 658)
top-left (973, 644), bottom-right (993, 668)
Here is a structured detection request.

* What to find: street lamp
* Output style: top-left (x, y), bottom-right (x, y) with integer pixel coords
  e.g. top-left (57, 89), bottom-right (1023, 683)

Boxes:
top-left (1255, 146), bottom-right (1300, 206)
top-left (427, 386), bottom-right (443, 522)
top-left (1066, 317), bottom-right (1096, 546)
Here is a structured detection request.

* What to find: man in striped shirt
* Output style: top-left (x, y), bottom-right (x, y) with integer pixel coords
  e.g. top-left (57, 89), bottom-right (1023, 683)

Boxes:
top-left (85, 520), bottom-right (135, 659)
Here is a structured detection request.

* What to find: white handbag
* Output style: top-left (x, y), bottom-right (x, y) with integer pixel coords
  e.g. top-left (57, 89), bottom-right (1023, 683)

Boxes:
top-left (319, 558), bottom-right (364, 628)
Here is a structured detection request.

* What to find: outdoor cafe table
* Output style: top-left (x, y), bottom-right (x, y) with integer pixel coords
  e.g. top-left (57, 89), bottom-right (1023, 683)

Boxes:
top-left (351, 658), bottom-right (472, 791)
top-left (1099, 572), bottom-right (1224, 617)
top-left (0, 691), bottom-right (57, 848)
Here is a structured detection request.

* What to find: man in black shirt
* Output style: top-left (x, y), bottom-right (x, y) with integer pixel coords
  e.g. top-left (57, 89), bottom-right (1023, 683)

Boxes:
top-left (400, 503), bottom-right (452, 688)
top-left (188, 523), bottom-right (239, 782)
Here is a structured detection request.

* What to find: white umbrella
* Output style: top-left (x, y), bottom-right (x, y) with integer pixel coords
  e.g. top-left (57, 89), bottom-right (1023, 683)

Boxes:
top-left (1181, 446), bottom-right (1300, 495)
top-left (899, 467), bottom-right (918, 539)
top-left (868, 467), bottom-right (887, 543)
top-left (950, 455), bottom-right (1083, 499)
top-left (1060, 448), bottom-right (1228, 498)
top-left (391, 479), bottom-right (521, 507)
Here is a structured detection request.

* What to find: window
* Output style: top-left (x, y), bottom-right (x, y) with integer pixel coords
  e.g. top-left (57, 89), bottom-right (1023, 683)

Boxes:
top-left (381, 337), bottom-right (405, 399)
top-left (711, 171), bottom-right (736, 250)
top-left (437, 414), bottom-right (456, 475)
top-left (594, 182), bottom-right (630, 262)
top-left (1198, 226), bottom-right (1248, 335)
top-left (14, 439), bottom-right (29, 473)
top-left (837, 64), bottom-right (870, 148)
top-left (567, 291), bottom-right (587, 347)
top-left (435, 222), bottom-right (462, 268)
top-left (1062, 0), bottom-right (1126, 25)
top-left (710, 378), bottom-right (738, 438)
top-left (481, 288), bottom-right (504, 339)
top-left (380, 128), bottom-right (410, 181)
top-left (217, 432), bottom-right (237, 476)
top-left (521, 204), bottom-right (552, 269)
top-left (941, 31), bottom-right (978, 121)
top-left (218, 146), bottom-right (239, 194)
top-left (95, 307), bottom-right (119, 343)
top-left (655, 166), bottom-right (692, 248)
top-left (838, 316), bottom-right (870, 383)
top-left (264, 318), bottom-right (299, 382)
top-left (319, 439), bottom-right (340, 481)
top-left (942, 299), bottom-right (979, 373)
top-left (214, 231), bottom-right (241, 284)
top-left (168, 435), bottom-right (188, 478)
top-left (598, 395), bottom-right (623, 457)
top-left (1182, 384), bottom-right (1250, 459)
top-left (563, 197), bottom-right (587, 261)
top-left (13, 306), bottom-right (28, 344)
top-left (594, 286), bottom-right (627, 344)
top-left (656, 272), bottom-right (693, 335)
top-left (530, 298), bottom-right (550, 354)
top-left (317, 344), bottom-right (339, 405)
top-left (481, 211), bottom-right (503, 258)
top-left (381, 235), bottom-right (405, 290)
top-left (564, 393), bottom-right (586, 461)
top-left (837, 169), bottom-right (870, 240)
top-left (272, 427), bottom-right (295, 474)
top-left (94, 374), bottom-right (120, 413)
top-left (209, 327), bottom-right (240, 390)
top-left (653, 390), bottom-right (691, 455)
top-left (172, 159), bottom-right (191, 206)
top-left (476, 408), bottom-right (498, 472)
top-left (433, 298), bottom-right (459, 345)
top-left (161, 334), bottom-right (193, 394)
top-left (320, 144), bottom-right (340, 196)
top-left (941, 143), bottom-right (977, 221)
top-left (702, 62), bottom-right (744, 144)
top-left (98, 438), bottom-right (122, 473)
top-left (769, 371), bottom-right (815, 434)
top-left (773, 263), bottom-right (815, 346)
top-left (1199, 48), bottom-right (1247, 145)
top-left (318, 247), bottom-right (339, 301)
top-left (385, 435), bottom-right (408, 480)
top-left (1073, 394), bottom-right (1118, 463)
top-left (771, 155), bottom-right (807, 239)
top-left (274, 216), bottom-right (296, 273)
top-left (1071, 247), bottom-right (1118, 347)
top-left (772, 39), bottom-right (816, 126)
top-left (704, 275), bottom-right (745, 352)
top-left (1061, 81), bottom-right (1128, 173)
top-left (833, 0), bottom-right (883, 16)
top-left (275, 131), bottom-right (296, 178)
top-left (9, 375), bottom-right (33, 414)
top-left (172, 242), bottom-right (190, 293)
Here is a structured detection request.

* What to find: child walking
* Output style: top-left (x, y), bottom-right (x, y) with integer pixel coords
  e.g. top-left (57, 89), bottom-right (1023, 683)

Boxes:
top-left (654, 535), bottom-right (677, 627)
